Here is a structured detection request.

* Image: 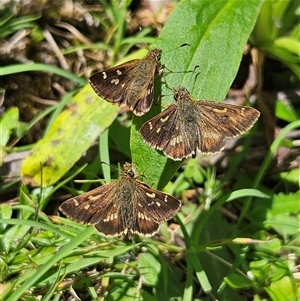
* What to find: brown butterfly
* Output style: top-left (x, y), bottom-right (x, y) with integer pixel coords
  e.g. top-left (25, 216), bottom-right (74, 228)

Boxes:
top-left (59, 162), bottom-right (181, 239)
top-left (89, 48), bottom-right (162, 116)
top-left (140, 87), bottom-right (260, 161)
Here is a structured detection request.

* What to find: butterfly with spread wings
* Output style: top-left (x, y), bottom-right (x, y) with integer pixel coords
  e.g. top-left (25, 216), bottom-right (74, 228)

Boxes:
top-left (59, 163), bottom-right (181, 239)
top-left (140, 87), bottom-right (260, 161)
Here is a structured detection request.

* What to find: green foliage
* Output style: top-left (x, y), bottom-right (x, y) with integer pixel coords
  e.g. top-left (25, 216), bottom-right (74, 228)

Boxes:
top-left (1, 0), bottom-right (299, 300)
top-left (0, 8), bottom-right (41, 39)
top-left (133, 0), bottom-right (263, 188)
top-left (250, 0), bottom-right (300, 77)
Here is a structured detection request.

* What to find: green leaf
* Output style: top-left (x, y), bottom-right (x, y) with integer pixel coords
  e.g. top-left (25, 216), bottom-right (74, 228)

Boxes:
top-left (268, 276), bottom-right (300, 301)
top-left (265, 213), bottom-right (299, 238)
top-left (138, 253), bottom-right (161, 286)
top-left (279, 168), bottom-right (300, 186)
top-left (2, 224), bottom-right (31, 254)
top-left (131, 0), bottom-right (263, 188)
top-left (275, 99), bottom-right (299, 122)
top-left (224, 273), bottom-right (255, 289)
top-left (251, 0), bottom-right (276, 44)
top-left (270, 192), bottom-right (300, 215)
top-left (0, 204), bottom-right (13, 234)
top-left (21, 85), bottom-right (119, 187)
top-left (119, 287), bottom-right (142, 301)
top-left (0, 106), bottom-right (19, 146)
top-left (274, 37), bottom-right (300, 56)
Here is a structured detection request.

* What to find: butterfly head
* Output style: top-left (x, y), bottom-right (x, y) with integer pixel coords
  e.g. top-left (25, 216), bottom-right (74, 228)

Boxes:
top-left (147, 48), bottom-right (162, 62)
top-left (122, 162), bottom-right (138, 179)
top-left (173, 86), bottom-right (192, 103)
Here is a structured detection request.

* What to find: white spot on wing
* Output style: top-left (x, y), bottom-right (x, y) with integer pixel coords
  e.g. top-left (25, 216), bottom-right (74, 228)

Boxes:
top-left (89, 195), bottom-right (101, 201)
top-left (160, 116), bottom-right (169, 123)
top-left (146, 192), bottom-right (156, 198)
top-left (170, 135), bottom-right (182, 146)
top-left (111, 78), bottom-right (119, 85)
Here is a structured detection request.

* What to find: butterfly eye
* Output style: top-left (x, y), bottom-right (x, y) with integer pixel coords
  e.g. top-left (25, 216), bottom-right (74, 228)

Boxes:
top-left (157, 53), bottom-right (161, 61)
top-left (173, 90), bottom-right (180, 101)
top-left (127, 170), bottom-right (135, 178)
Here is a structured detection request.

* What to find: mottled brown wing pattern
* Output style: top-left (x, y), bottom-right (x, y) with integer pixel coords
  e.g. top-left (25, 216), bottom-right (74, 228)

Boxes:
top-left (89, 60), bottom-right (139, 105)
top-left (59, 163), bottom-right (181, 238)
top-left (60, 182), bottom-right (135, 237)
top-left (59, 183), bottom-right (117, 225)
top-left (140, 87), bottom-right (260, 160)
top-left (194, 100), bottom-right (260, 137)
top-left (135, 180), bottom-right (182, 221)
top-left (139, 105), bottom-right (191, 160)
top-left (89, 48), bottom-right (161, 116)
top-left (123, 180), bottom-right (181, 237)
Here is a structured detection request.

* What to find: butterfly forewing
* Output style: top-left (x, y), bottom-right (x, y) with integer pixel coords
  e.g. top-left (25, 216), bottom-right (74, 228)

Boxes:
top-left (59, 163), bottom-right (181, 238)
top-left (89, 48), bottom-right (162, 116)
top-left (89, 60), bottom-right (139, 105)
top-left (194, 100), bottom-right (260, 137)
top-left (140, 87), bottom-right (260, 160)
top-left (59, 183), bottom-right (117, 225)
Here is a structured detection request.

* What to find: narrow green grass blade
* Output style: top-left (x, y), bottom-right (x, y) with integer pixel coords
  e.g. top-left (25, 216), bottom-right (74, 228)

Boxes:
top-left (5, 226), bottom-right (95, 301)
top-left (0, 64), bottom-right (86, 85)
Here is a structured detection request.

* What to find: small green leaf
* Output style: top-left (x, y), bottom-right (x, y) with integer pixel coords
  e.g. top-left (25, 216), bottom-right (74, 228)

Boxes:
top-left (2, 224), bottom-right (31, 254)
top-left (279, 168), bottom-right (300, 186)
top-left (224, 273), bottom-right (255, 289)
top-left (274, 37), bottom-right (300, 55)
top-left (270, 192), bottom-right (300, 215)
top-left (251, 0), bottom-right (276, 44)
top-left (253, 238), bottom-right (282, 255)
top-left (275, 100), bottom-right (299, 122)
top-left (265, 213), bottom-right (299, 238)
top-left (138, 253), bottom-right (161, 286)
top-left (0, 204), bottom-right (13, 234)
top-left (268, 276), bottom-right (300, 300)
top-left (0, 106), bottom-right (19, 146)
top-left (119, 287), bottom-right (142, 301)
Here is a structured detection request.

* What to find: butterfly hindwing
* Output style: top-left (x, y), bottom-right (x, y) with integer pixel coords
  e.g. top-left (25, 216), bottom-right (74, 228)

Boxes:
top-left (135, 180), bottom-right (181, 221)
top-left (140, 104), bottom-right (195, 160)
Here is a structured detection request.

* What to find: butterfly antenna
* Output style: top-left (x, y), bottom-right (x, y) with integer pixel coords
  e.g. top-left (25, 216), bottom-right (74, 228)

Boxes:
top-left (189, 65), bottom-right (201, 93)
top-left (163, 43), bottom-right (190, 55)
top-left (101, 161), bottom-right (120, 171)
top-left (162, 43), bottom-right (191, 74)
top-left (145, 42), bottom-right (151, 51)
top-left (100, 162), bottom-right (130, 178)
